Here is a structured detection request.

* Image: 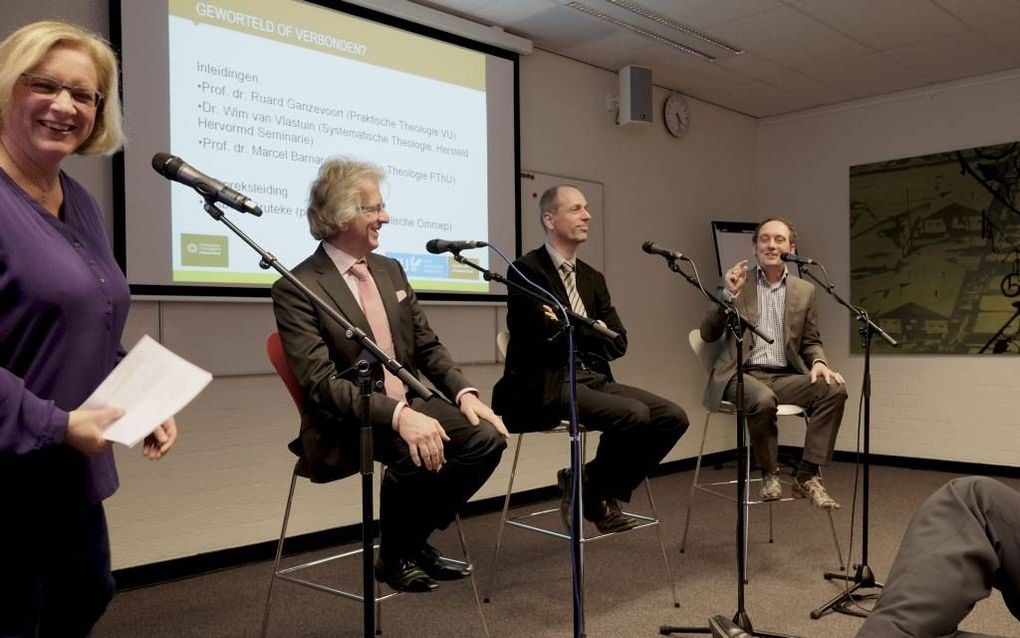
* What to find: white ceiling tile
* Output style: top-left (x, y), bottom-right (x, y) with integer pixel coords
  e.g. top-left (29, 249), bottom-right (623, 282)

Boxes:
top-left (460, 0), bottom-right (564, 24)
top-left (415, 0), bottom-right (500, 13)
top-left (812, 52), bottom-right (932, 97)
top-left (557, 31), bottom-right (659, 68)
top-left (979, 20), bottom-right (1020, 63)
top-left (502, 5), bottom-right (622, 48)
top-left (413, 0), bottom-right (1020, 117)
top-left (757, 69), bottom-right (852, 103)
top-left (934, 0), bottom-right (1020, 29)
top-left (885, 30), bottom-right (1016, 83)
top-left (617, 0), bottom-right (785, 29)
top-left (697, 79), bottom-right (818, 116)
top-left (793, 0), bottom-right (968, 49)
top-left (716, 52), bottom-right (792, 80)
top-left (709, 5), bottom-right (872, 70)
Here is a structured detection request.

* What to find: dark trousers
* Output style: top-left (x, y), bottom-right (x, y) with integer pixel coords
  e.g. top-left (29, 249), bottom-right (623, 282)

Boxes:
top-left (0, 500), bottom-right (114, 638)
top-left (570, 370), bottom-right (688, 502)
top-left (723, 369), bottom-right (847, 473)
top-left (857, 476), bottom-right (1020, 638)
top-left (373, 397), bottom-right (506, 561)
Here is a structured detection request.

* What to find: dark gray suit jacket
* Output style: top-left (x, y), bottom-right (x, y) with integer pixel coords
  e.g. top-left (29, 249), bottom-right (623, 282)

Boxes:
top-left (271, 246), bottom-right (471, 482)
top-left (699, 273), bottom-right (826, 410)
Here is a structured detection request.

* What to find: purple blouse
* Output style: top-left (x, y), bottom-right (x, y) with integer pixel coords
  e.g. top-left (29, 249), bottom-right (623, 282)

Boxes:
top-left (0, 167), bottom-right (130, 504)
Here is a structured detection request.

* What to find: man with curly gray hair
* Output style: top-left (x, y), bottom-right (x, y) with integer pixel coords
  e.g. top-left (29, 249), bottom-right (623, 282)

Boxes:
top-left (272, 157), bottom-right (508, 593)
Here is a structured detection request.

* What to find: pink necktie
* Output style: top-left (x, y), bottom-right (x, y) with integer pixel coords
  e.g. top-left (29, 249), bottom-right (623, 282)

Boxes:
top-left (350, 262), bottom-right (406, 401)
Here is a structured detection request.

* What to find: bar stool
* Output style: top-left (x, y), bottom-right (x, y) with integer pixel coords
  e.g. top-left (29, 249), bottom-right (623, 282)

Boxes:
top-left (484, 330), bottom-right (679, 607)
top-left (680, 329), bottom-right (844, 583)
top-left (260, 332), bottom-right (489, 636)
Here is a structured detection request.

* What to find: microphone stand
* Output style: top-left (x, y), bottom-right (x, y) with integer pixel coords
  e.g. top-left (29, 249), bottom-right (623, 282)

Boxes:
top-left (201, 202), bottom-right (437, 637)
top-left (452, 250), bottom-right (620, 638)
top-left (655, 258), bottom-right (794, 638)
top-left (796, 263), bottom-right (897, 620)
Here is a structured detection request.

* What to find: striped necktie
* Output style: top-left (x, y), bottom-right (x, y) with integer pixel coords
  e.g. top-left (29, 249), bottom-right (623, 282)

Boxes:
top-left (560, 262), bottom-right (587, 317)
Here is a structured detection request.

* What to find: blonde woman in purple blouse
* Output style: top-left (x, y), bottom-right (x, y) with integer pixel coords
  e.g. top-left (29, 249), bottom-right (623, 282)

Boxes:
top-left (0, 21), bottom-right (177, 636)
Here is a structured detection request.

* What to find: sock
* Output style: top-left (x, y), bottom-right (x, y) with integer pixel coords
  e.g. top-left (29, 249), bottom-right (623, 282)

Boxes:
top-left (795, 459), bottom-right (819, 482)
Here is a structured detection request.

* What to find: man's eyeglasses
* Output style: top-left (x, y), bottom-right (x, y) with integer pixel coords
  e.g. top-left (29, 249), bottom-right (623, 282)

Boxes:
top-left (360, 202), bottom-right (386, 214)
top-left (20, 73), bottom-right (104, 108)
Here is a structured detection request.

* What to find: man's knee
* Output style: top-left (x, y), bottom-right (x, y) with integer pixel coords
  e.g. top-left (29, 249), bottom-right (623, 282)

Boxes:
top-left (620, 401), bottom-right (652, 429)
top-left (662, 402), bottom-right (689, 434)
top-left (467, 421), bottom-right (508, 459)
top-left (828, 382), bottom-right (849, 404)
top-left (743, 387), bottom-right (778, 415)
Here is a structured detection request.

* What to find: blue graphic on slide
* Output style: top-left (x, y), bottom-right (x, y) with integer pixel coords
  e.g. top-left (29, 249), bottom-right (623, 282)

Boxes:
top-left (389, 252), bottom-right (448, 278)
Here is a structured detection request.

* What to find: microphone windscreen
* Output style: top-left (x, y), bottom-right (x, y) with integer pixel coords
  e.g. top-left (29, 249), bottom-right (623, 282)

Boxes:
top-left (151, 152), bottom-right (181, 177)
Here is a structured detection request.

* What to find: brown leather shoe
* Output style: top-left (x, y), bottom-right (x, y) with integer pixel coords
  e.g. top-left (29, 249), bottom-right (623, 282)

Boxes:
top-left (374, 556), bottom-right (439, 593)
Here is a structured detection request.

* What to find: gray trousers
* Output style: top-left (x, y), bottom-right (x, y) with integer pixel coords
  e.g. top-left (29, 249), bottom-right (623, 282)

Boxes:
top-left (723, 369), bottom-right (847, 472)
top-left (857, 476), bottom-right (1020, 638)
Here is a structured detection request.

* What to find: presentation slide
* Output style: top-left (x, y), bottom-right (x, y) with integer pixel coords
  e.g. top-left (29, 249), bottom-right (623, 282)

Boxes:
top-left (117, 0), bottom-right (519, 296)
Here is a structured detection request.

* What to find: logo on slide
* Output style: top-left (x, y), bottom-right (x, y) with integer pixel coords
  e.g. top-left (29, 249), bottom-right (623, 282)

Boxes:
top-left (389, 253), bottom-right (449, 278)
top-left (180, 233), bottom-right (229, 267)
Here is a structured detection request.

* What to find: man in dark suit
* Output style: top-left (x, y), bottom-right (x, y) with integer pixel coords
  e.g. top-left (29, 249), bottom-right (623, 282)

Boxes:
top-left (272, 158), bottom-right (507, 593)
top-left (701, 217), bottom-right (846, 508)
top-left (493, 184), bottom-right (688, 533)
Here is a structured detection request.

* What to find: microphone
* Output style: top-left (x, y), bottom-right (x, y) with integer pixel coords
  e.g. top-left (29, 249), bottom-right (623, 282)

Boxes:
top-left (779, 252), bottom-right (816, 265)
top-left (642, 241), bottom-right (687, 261)
top-left (425, 239), bottom-right (488, 254)
top-left (151, 153), bottom-right (262, 216)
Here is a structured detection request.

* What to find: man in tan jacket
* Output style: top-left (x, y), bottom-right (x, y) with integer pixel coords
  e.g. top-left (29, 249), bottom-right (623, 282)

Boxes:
top-left (700, 217), bottom-right (846, 509)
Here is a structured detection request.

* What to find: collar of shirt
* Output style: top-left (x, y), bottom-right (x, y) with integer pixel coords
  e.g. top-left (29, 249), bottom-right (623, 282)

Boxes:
top-left (322, 240), bottom-right (362, 276)
top-left (756, 263), bottom-right (789, 291)
top-left (544, 242), bottom-right (576, 272)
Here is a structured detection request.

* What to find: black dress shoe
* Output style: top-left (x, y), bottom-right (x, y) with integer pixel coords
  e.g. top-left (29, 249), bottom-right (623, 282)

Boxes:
top-left (374, 556), bottom-right (439, 593)
top-left (587, 497), bottom-right (640, 534)
top-left (416, 544), bottom-right (471, 581)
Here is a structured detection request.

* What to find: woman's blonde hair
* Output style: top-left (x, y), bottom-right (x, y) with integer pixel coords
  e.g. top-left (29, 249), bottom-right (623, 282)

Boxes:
top-left (0, 20), bottom-right (124, 155)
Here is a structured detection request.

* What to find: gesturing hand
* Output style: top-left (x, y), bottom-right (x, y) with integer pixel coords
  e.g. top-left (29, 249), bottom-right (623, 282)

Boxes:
top-left (725, 260), bottom-right (749, 294)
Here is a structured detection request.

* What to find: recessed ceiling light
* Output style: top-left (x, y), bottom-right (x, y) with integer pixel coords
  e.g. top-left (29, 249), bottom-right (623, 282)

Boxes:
top-left (603, 0), bottom-right (744, 54)
top-left (565, 1), bottom-right (717, 61)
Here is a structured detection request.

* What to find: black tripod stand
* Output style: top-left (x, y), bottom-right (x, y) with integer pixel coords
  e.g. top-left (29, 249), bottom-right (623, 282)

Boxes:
top-left (654, 255), bottom-right (796, 638)
top-left (798, 264), bottom-right (898, 619)
top-left (200, 201), bottom-right (438, 637)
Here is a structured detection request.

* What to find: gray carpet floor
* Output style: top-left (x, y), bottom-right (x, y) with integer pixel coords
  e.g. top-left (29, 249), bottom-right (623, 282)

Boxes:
top-left (94, 463), bottom-right (1020, 637)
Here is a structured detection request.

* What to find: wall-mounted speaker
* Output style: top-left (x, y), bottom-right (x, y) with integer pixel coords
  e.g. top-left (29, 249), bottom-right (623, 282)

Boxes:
top-left (618, 65), bottom-right (652, 126)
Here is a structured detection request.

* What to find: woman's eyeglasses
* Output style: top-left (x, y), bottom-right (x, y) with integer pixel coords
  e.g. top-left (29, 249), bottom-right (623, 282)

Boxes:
top-left (20, 73), bottom-right (104, 108)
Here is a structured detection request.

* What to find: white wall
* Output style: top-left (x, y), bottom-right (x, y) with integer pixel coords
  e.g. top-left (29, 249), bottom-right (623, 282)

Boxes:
top-left (757, 70), bottom-right (1020, 466)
